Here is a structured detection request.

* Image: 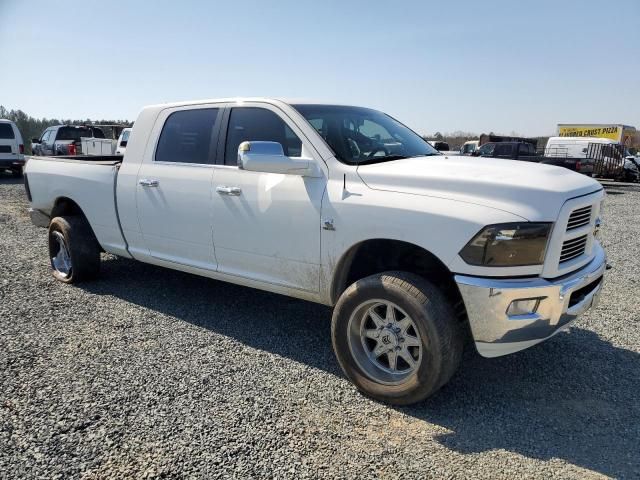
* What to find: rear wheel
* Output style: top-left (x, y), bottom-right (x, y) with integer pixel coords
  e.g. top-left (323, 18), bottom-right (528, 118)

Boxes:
top-left (332, 271), bottom-right (463, 405)
top-left (48, 216), bottom-right (100, 283)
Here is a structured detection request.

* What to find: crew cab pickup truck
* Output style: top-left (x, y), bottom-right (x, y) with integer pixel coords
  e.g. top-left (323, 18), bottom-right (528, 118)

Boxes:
top-left (24, 98), bottom-right (607, 405)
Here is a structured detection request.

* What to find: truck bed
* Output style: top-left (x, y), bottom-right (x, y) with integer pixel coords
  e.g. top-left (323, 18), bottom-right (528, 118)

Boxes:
top-left (25, 155), bottom-right (129, 257)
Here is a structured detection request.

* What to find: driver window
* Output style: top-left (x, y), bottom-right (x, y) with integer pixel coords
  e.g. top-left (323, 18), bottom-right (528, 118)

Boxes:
top-left (478, 144), bottom-right (494, 156)
top-left (224, 107), bottom-right (302, 165)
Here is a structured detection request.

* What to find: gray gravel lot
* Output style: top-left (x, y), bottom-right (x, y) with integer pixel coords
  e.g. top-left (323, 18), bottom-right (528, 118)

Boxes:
top-left (1, 175), bottom-right (639, 479)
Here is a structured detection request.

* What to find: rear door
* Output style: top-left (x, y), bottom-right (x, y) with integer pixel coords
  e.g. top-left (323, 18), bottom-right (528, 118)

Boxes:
top-left (135, 104), bottom-right (223, 270)
top-left (494, 143), bottom-right (513, 158)
top-left (0, 123), bottom-right (17, 161)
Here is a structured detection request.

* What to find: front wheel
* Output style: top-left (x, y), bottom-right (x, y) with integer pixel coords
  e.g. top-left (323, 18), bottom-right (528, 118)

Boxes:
top-left (331, 272), bottom-right (463, 405)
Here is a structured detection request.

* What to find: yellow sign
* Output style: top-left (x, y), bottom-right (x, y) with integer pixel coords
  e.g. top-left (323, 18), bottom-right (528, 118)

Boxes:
top-left (558, 125), bottom-right (622, 141)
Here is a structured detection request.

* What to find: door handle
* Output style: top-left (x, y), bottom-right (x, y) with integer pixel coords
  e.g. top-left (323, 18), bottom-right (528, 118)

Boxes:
top-left (138, 179), bottom-right (159, 187)
top-left (216, 186), bottom-right (242, 196)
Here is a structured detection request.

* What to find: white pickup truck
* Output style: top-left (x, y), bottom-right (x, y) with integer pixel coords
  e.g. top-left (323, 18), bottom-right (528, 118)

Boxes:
top-left (24, 98), bottom-right (606, 405)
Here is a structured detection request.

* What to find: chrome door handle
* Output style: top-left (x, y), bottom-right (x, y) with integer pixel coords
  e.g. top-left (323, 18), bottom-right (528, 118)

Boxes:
top-left (216, 186), bottom-right (242, 196)
top-left (138, 179), bottom-right (159, 187)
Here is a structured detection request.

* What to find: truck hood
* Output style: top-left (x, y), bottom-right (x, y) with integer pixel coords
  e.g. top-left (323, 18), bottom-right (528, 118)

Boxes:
top-left (356, 155), bottom-right (602, 221)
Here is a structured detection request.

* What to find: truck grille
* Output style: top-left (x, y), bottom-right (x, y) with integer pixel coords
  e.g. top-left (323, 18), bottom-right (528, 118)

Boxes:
top-left (566, 206), bottom-right (592, 231)
top-left (560, 235), bottom-right (588, 263)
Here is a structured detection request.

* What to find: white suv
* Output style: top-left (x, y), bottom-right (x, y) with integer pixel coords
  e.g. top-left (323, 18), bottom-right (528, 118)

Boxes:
top-left (115, 127), bottom-right (132, 155)
top-left (0, 119), bottom-right (25, 176)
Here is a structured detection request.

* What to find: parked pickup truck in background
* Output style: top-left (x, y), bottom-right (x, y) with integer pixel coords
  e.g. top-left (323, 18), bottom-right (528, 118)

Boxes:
top-left (24, 98), bottom-right (607, 405)
top-left (475, 141), bottom-right (594, 176)
top-left (32, 125), bottom-right (105, 156)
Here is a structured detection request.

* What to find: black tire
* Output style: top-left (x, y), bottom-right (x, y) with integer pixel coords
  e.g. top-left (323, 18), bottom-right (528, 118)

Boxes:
top-left (331, 271), bottom-right (463, 405)
top-left (48, 216), bottom-right (100, 283)
top-left (11, 168), bottom-right (23, 177)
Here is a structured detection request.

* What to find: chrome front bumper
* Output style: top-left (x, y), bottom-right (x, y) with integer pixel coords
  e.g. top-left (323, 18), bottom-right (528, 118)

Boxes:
top-left (455, 243), bottom-right (606, 358)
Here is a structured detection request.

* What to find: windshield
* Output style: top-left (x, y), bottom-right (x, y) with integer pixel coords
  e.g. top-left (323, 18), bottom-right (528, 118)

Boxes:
top-left (292, 104), bottom-right (439, 164)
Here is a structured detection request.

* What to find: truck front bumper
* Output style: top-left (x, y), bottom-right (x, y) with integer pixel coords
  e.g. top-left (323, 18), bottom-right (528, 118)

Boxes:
top-left (455, 243), bottom-right (606, 358)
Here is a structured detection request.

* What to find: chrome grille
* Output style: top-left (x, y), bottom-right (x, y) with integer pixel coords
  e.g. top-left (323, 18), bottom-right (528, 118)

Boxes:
top-left (566, 206), bottom-right (592, 231)
top-left (560, 235), bottom-right (588, 263)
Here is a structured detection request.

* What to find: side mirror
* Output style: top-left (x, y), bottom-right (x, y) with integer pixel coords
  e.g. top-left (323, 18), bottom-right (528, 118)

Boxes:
top-left (120, 140), bottom-right (128, 147)
top-left (32, 138), bottom-right (40, 144)
top-left (237, 141), bottom-right (320, 177)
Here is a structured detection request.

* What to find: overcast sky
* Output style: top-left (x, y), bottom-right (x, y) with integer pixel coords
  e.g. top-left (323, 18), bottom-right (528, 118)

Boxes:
top-left (1, 0), bottom-right (638, 136)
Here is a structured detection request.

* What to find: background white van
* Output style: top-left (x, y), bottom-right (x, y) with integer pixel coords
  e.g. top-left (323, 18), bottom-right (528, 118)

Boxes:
top-left (0, 119), bottom-right (25, 176)
top-left (544, 136), bottom-right (615, 158)
top-left (545, 136), bottom-right (638, 181)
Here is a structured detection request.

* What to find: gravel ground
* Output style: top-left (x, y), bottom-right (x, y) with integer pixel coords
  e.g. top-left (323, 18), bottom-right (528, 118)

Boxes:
top-left (1, 174), bottom-right (638, 479)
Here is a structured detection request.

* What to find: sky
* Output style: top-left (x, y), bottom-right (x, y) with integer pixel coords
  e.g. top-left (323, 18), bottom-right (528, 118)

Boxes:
top-left (1, 0), bottom-right (638, 136)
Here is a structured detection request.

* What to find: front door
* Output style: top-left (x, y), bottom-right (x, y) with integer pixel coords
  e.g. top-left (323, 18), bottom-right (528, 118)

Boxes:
top-left (135, 106), bottom-right (222, 270)
top-left (211, 105), bottom-right (325, 292)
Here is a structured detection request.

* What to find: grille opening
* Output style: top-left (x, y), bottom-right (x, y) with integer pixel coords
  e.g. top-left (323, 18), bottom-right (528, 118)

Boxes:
top-left (560, 235), bottom-right (588, 263)
top-left (568, 276), bottom-right (602, 308)
top-left (567, 206), bottom-right (592, 231)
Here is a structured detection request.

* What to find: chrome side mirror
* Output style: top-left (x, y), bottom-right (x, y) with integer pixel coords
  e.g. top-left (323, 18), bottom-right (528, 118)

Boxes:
top-left (237, 141), bottom-right (320, 177)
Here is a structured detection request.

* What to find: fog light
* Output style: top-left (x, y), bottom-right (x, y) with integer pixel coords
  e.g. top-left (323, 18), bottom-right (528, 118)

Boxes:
top-left (507, 298), bottom-right (544, 316)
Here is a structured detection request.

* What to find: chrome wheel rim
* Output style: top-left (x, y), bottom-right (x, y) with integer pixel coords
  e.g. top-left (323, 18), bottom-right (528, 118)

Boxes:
top-left (50, 231), bottom-right (71, 277)
top-left (347, 299), bottom-right (422, 385)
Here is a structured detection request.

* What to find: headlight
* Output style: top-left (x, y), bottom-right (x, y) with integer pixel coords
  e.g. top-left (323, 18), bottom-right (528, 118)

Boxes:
top-left (459, 222), bottom-right (552, 267)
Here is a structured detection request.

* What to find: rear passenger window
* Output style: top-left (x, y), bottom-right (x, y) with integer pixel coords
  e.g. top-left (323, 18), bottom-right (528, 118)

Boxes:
top-left (495, 144), bottom-right (512, 156)
top-left (224, 108), bottom-right (302, 165)
top-left (156, 108), bottom-right (219, 164)
top-left (0, 123), bottom-right (15, 139)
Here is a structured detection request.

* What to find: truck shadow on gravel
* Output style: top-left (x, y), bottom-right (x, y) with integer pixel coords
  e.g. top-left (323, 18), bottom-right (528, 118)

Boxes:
top-left (0, 175), bottom-right (25, 185)
top-left (415, 334), bottom-right (639, 479)
top-left (84, 256), bottom-right (638, 479)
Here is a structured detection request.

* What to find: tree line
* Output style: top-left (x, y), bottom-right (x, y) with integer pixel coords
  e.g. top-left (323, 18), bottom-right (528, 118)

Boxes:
top-left (0, 106), bottom-right (133, 154)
